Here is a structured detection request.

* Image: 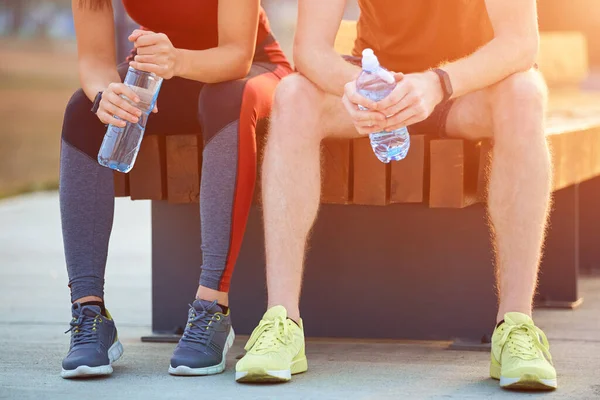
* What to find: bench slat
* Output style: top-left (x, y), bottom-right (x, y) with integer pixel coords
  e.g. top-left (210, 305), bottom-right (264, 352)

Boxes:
top-left (321, 139), bottom-right (351, 204)
top-left (429, 139), bottom-right (466, 208)
top-left (113, 171), bottom-right (129, 197)
top-left (129, 135), bottom-right (165, 200)
top-left (166, 135), bottom-right (200, 204)
top-left (390, 134), bottom-right (425, 203)
top-left (353, 138), bottom-right (388, 205)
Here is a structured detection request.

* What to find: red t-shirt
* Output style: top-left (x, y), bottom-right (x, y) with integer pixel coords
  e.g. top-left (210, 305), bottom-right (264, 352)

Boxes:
top-left (122, 0), bottom-right (283, 62)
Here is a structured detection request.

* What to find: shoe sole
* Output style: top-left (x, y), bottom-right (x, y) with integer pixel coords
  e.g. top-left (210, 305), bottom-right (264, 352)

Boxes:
top-left (235, 355), bottom-right (308, 383)
top-left (61, 339), bottom-right (123, 379)
top-left (491, 363), bottom-right (557, 390)
top-left (168, 329), bottom-right (235, 376)
top-left (499, 375), bottom-right (557, 390)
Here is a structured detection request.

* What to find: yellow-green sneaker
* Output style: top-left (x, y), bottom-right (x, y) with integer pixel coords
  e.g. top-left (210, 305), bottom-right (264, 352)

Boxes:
top-left (235, 305), bottom-right (307, 383)
top-left (490, 312), bottom-right (557, 390)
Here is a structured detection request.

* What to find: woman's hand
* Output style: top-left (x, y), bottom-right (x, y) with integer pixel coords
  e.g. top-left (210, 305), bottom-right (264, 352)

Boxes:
top-left (96, 82), bottom-right (142, 128)
top-left (128, 29), bottom-right (181, 79)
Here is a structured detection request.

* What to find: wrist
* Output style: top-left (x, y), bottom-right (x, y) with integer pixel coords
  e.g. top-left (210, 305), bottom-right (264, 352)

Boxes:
top-left (174, 48), bottom-right (185, 77)
top-left (426, 70), bottom-right (444, 106)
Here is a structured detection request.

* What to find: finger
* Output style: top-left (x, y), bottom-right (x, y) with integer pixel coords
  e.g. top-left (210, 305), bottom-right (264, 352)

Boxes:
top-left (344, 81), bottom-right (378, 110)
top-left (135, 44), bottom-right (163, 56)
top-left (393, 72), bottom-right (404, 82)
top-left (134, 33), bottom-right (162, 48)
top-left (97, 111), bottom-right (126, 128)
top-left (346, 88), bottom-right (378, 111)
top-left (108, 82), bottom-right (140, 103)
top-left (104, 91), bottom-right (142, 118)
top-left (342, 95), bottom-right (385, 123)
top-left (153, 104), bottom-right (158, 113)
top-left (393, 114), bottom-right (426, 129)
top-left (102, 101), bottom-right (140, 124)
top-left (376, 80), bottom-right (411, 110)
top-left (129, 61), bottom-right (164, 75)
top-left (128, 29), bottom-right (154, 43)
top-left (134, 54), bottom-right (160, 64)
top-left (384, 106), bottom-right (419, 129)
top-left (381, 93), bottom-right (418, 119)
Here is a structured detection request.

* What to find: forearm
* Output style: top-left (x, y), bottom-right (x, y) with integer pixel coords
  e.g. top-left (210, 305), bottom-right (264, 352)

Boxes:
top-left (78, 59), bottom-right (121, 102)
top-left (443, 36), bottom-right (538, 99)
top-left (295, 46), bottom-right (360, 97)
top-left (175, 45), bottom-right (252, 84)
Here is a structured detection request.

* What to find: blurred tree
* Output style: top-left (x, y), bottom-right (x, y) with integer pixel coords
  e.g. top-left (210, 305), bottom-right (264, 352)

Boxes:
top-left (6, 0), bottom-right (26, 36)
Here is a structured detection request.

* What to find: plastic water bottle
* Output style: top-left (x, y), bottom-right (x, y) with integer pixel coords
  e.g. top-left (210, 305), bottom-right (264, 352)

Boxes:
top-left (356, 49), bottom-right (410, 163)
top-left (97, 67), bottom-right (163, 173)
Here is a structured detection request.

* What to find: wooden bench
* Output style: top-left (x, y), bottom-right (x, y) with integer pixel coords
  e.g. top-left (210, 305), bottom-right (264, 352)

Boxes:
top-left (122, 22), bottom-right (600, 344)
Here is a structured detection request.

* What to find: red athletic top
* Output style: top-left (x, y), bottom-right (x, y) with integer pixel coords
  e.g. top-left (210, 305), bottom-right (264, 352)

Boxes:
top-left (122, 0), bottom-right (286, 64)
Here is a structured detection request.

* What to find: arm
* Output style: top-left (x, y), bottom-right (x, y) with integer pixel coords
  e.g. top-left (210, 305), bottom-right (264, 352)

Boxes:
top-left (72, 0), bottom-right (119, 101)
top-left (72, 0), bottom-right (143, 127)
top-left (294, 0), bottom-right (360, 97)
top-left (442, 0), bottom-right (539, 99)
top-left (129, 0), bottom-right (260, 83)
top-left (378, 0), bottom-right (539, 130)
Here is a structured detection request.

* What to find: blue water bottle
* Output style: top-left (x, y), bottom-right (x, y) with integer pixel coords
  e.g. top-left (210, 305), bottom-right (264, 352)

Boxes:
top-left (356, 49), bottom-right (410, 163)
top-left (97, 67), bottom-right (163, 173)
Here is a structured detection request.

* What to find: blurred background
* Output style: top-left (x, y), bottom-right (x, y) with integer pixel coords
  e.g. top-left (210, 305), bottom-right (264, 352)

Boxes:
top-left (0, 0), bottom-right (598, 199)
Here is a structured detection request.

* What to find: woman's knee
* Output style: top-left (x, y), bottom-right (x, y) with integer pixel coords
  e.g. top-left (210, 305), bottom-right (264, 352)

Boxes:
top-left (62, 89), bottom-right (105, 158)
top-left (197, 79), bottom-right (250, 143)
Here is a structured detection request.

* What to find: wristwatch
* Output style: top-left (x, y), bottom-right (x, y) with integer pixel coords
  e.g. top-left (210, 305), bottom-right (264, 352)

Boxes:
top-left (91, 91), bottom-right (103, 114)
top-left (431, 68), bottom-right (453, 103)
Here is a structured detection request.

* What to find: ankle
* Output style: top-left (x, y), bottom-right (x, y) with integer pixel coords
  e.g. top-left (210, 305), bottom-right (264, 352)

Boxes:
top-left (196, 285), bottom-right (228, 307)
top-left (497, 306), bottom-right (532, 323)
top-left (73, 296), bottom-right (103, 304)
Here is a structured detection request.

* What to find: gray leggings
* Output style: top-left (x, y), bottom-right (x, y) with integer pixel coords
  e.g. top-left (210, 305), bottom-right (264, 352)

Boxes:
top-left (60, 61), bottom-right (288, 302)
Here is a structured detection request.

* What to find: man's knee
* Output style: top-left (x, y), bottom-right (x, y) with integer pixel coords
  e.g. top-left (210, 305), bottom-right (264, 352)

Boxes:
top-left (270, 74), bottom-right (327, 144)
top-left (488, 70), bottom-right (548, 144)
top-left (490, 70), bottom-right (548, 111)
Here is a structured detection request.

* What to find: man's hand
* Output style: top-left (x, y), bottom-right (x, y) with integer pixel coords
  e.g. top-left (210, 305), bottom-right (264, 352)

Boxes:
top-left (378, 71), bottom-right (444, 132)
top-left (128, 29), bottom-right (181, 80)
top-left (341, 80), bottom-right (387, 136)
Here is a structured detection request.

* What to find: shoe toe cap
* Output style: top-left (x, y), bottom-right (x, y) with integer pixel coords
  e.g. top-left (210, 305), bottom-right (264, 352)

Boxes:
top-left (170, 347), bottom-right (221, 369)
top-left (62, 348), bottom-right (109, 370)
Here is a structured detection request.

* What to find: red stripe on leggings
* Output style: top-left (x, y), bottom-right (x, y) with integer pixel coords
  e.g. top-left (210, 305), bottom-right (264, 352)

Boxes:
top-left (218, 67), bottom-right (287, 292)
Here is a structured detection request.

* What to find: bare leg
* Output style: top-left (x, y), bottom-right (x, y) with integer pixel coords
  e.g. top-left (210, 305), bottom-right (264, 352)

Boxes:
top-left (262, 74), bottom-right (358, 321)
top-left (446, 69), bottom-right (551, 322)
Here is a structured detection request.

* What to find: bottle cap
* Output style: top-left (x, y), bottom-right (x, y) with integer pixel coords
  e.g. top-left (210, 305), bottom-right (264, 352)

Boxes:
top-left (362, 48), bottom-right (379, 72)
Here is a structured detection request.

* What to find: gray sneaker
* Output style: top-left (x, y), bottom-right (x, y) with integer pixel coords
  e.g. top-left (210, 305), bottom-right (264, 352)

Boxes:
top-left (169, 299), bottom-right (235, 376)
top-left (61, 303), bottom-right (123, 379)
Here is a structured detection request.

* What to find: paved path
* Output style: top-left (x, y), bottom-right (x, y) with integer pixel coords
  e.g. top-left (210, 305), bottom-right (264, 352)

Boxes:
top-left (1, 192), bottom-right (599, 399)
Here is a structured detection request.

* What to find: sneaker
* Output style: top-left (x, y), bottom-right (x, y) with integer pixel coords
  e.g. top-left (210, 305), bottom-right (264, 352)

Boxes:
top-left (169, 299), bottom-right (235, 376)
top-left (490, 312), bottom-right (557, 390)
top-left (61, 303), bottom-right (123, 379)
top-left (235, 305), bottom-right (307, 383)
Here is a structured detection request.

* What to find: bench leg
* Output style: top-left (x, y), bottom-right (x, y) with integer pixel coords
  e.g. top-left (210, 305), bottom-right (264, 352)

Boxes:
top-left (142, 201), bottom-right (203, 342)
top-left (579, 177), bottom-right (600, 276)
top-left (232, 203), bottom-right (497, 344)
top-left (536, 184), bottom-right (583, 309)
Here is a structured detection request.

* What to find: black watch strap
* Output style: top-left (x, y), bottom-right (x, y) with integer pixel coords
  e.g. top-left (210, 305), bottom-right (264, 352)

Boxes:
top-left (432, 68), bottom-right (453, 103)
top-left (91, 91), bottom-right (103, 114)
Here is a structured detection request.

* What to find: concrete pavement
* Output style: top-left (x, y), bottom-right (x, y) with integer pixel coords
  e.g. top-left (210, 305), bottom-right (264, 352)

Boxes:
top-left (1, 192), bottom-right (599, 399)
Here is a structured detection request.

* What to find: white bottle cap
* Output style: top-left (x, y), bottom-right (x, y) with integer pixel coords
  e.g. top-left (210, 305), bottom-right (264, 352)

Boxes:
top-left (362, 48), bottom-right (379, 72)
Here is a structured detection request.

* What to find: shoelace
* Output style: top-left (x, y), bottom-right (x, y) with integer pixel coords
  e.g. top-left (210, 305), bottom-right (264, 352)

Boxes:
top-left (180, 302), bottom-right (220, 346)
top-left (498, 322), bottom-right (552, 362)
top-left (65, 313), bottom-right (101, 346)
top-left (245, 315), bottom-right (293, 353)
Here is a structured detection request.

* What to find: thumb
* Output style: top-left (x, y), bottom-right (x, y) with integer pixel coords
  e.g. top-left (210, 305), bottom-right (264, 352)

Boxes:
top-left (128, 29), bottom-right (153, 43)
top-left (393, 72), bottom-right (404, 83)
